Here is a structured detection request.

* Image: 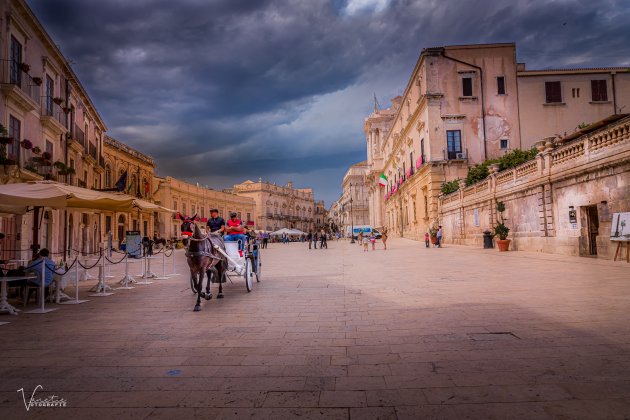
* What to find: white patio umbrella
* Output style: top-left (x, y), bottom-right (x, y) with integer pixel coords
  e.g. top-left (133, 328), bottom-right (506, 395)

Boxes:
top-left (0, 181), bottom-right (137, 315)
top-left (270, 228), bottom-right (295, 236)
top-left (0, 181), bottom-right (135, 212)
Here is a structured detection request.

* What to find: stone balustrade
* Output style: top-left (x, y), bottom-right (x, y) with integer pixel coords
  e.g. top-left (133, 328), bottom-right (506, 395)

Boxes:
top-left (439, 115), bottom-right (630, 259)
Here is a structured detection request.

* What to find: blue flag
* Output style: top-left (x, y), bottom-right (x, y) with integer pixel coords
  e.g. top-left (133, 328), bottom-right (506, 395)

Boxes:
top-left (115, 171), bottom-right (127, 192)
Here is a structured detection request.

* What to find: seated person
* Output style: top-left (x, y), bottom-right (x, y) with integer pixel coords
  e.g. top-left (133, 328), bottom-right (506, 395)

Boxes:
top-left (26, 248), bottom-right (56, 290)
top-left (206, 208), bottom-right (225, 235)
top-left (224, 212), bottom-right (245, 250)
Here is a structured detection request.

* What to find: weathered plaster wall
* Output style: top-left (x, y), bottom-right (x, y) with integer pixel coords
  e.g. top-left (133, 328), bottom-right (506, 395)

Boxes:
top-left (440, 116), bottom-right (630, 260)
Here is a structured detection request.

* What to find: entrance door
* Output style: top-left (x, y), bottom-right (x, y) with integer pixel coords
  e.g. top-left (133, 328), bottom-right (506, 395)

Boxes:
top-left (585, 205), bottom-right (599, 256)
top-left (117, 215), bottom-right (126, 245)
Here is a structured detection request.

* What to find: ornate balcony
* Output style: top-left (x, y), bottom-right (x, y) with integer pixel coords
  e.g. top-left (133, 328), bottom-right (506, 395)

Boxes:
top-left (40, 96), bottom-right (67, 136)
top-left (0, 59), bottom-right (40, 112)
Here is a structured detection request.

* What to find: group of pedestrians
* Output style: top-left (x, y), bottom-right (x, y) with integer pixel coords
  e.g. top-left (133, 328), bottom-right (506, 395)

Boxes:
top-left (356, 227), bottom-right (388, 252)
top-left (424, 225), bottom-right (443, 248)
top-left (307, 231), bottom-right (327, 249)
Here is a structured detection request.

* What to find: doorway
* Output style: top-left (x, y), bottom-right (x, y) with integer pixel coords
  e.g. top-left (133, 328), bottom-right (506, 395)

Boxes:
top-left (585, 205), bottom-right (599, 256)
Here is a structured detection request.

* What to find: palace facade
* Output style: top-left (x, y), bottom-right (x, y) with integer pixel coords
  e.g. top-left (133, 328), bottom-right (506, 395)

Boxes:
top-left (232, 180), bottom-right (315, 232)
top-left (154, 177), bottom-right (255, 240)
top-left (339, 161), bottom-right (370, 234)
top-left (365, 42), bottom-right (630, 241)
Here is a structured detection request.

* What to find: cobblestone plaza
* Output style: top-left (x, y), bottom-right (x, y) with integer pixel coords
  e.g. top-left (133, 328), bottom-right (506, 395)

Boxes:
top-left (1, 240), bottom-right (629, 419)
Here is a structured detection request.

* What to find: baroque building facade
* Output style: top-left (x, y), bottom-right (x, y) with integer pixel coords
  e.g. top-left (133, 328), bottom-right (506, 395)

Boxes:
top-left (232, 180), bottom-right (315, 232)
top-left (365, 42), bottom-right (630, 242)
top-left (154, 177), bottom-right (255, 240)
top-left (0, 0), bottom-right (108, 259)
top-left (102, 135), bottom-right (157, 246)
top-left (340, 161), bottom-right (369, 234)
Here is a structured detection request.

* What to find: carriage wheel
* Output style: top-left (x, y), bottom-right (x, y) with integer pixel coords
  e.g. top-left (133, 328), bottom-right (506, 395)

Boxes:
top-left (255, 252), bottom-right (262, 282)
top-left (244, 258), bottom-right (253, 292)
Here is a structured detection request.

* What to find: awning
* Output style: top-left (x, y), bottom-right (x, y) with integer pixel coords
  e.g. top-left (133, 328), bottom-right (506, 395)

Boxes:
top-left (271, 228), bottom-right (306, 236)
top-left (0, 181), bottom-right (135, 213)
top-left (133, 198), bottom-right (175, 213)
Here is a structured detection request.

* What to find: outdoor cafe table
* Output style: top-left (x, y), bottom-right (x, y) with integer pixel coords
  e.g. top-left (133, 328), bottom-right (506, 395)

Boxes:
top-left (0, 274), bottom-right (37, 316)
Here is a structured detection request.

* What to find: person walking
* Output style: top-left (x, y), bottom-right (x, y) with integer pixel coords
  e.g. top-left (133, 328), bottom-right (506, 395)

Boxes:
top-left (307, 231), bottom-right (313, 249)
top-left (437, 225), bottom-right (443, 248)
top-left (357, 230), bottom-right (363, 246)
top-left (262, 231), bottom-right (269, 249)
top-left (320, 231), bottom-right (327, 249)
top-left (381, 227), bottom-right (388, 250)
top-left (312, 232), bottom-right (318, 249)
top-left (424, 232), bottom-right (430, 248)
top-left (369, 232), bottom-right (376, 251)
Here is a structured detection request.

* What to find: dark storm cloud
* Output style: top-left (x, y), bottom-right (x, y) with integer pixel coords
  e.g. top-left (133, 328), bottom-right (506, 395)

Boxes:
top-left (28, 0), bottom-right (630, 204)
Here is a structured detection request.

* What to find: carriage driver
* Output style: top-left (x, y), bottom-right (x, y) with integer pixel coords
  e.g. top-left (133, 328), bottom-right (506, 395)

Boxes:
top-left (224, 212), bottom-right (246, 250)
top-left (206, 208), bottom-right (225, 234)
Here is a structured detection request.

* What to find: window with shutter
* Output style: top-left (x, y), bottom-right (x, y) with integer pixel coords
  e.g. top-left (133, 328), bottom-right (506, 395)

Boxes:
top-left (591, 80), bottom-right (608, 102)
top-left (497, 77), bottom-right (506, 95)
top-left (462, 77), bottom-right (473, 97)
top-left (545, 81), bottom-right (562, 103)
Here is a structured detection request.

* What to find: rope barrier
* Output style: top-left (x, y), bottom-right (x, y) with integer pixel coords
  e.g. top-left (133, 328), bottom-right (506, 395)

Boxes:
top-left (105, 252), bottom-right (127, 265)
top-left (77, 255), bottom-right (103, 270)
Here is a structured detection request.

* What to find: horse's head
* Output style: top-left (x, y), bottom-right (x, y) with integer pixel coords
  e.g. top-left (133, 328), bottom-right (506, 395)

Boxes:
top-left (179, 213), bottom-right (198, 238)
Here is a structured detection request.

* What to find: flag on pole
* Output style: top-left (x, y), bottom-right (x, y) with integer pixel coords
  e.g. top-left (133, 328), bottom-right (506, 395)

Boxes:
top-left (114, 171), bottom-right (127, 192)
top-left (379, 173), bottom-right (387, 187)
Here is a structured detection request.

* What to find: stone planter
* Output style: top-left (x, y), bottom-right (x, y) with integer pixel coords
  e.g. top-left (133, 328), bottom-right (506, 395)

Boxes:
top-left (430, 236), bottom-right (438, 244)
top-left (497, 239), bottom-right (511, 252)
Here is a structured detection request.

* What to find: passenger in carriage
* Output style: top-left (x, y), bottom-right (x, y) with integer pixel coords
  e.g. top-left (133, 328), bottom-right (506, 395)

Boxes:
top-left (206, 208), bottom-right (225, 234)
top-left (224, 212), bottom-right (246, 250)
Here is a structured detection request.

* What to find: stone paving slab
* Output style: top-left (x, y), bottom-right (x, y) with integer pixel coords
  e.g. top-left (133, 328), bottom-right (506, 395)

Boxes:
top-left (1, 238), bottom-right (630, 419)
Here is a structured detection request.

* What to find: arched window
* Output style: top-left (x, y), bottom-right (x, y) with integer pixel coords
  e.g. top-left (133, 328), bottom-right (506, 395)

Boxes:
top-left (130, 174), bottom-right (137, 195)
top-left (105, 164), bottom-right (112, 188)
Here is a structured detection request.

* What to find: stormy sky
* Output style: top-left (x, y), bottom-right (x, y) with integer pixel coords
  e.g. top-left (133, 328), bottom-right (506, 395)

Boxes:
top-left (28, 0), bottom-right (630, 205)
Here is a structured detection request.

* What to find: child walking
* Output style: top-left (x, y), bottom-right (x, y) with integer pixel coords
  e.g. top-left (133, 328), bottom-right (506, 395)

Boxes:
top-left (424, 232), bottom-right (430, 248)
top-left (369, 233), bottom-right (376, 250)
top-left (363, 238), bottom-right (369, 252)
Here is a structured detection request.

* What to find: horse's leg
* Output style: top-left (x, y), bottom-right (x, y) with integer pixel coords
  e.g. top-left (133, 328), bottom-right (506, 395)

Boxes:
top-left (205, 265), bottom-right (216, 301)
top-left (194, 271), bottom-right (202, 312)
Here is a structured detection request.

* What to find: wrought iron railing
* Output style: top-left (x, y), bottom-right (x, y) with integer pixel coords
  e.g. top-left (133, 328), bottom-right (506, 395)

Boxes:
top-left (88, 142), bottom-right (97, 160)
top-left (41, 96), bottom-right (66, 127)
top-left (0, 59), bottom-right (41, 104)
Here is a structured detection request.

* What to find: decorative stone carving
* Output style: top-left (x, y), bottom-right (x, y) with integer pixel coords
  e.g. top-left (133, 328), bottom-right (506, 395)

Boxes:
top-left (488, 163), bottom-right (501, 174)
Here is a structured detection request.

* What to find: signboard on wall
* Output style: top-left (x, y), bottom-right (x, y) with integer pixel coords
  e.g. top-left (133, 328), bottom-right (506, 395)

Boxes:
top-left (126, 230), bottom-right (142, 258)
top-left (610, 213), bottom-right (630, 242)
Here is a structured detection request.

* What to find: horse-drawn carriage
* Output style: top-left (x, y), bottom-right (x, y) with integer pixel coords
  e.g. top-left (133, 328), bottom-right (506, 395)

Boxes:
top-left (223, 236), bottom-right (261, 292)
top-left (179, 214), bottom-right (261, 311)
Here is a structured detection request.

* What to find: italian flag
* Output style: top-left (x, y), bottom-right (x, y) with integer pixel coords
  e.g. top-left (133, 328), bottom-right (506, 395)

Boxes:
top-left (379, 173), bottom-right (387, 187)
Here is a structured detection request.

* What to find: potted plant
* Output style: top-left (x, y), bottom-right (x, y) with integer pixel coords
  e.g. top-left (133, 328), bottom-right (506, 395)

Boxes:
top-left (32, 77), bottom-right (43, 86)
top-left (19, 62), bottom-right (30, 73)
top-left (493, 201), bottom-right (511, 251)
top-left (0, 136), bottom-right (13, 145)
top-left (429, 227), bottom-right (438, 245)
top-left (53, 97), bottom-right (64, 105)
top-left (53, 161), bottom-right (66, 171)
top-left (32, 146), bottom-right (42, 155)
top-left (41, 151), bottom-right (52, 161)
top-left (20, 139), bottom-right (33, 150)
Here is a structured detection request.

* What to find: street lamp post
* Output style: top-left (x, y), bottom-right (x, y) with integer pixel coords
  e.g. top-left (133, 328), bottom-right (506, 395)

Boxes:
top-left (350, 182), bottom-right (355, 244)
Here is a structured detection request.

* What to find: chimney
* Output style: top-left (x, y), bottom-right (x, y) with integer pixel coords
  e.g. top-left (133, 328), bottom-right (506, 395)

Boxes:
top-left (287, 181), bottom-right (293, 189)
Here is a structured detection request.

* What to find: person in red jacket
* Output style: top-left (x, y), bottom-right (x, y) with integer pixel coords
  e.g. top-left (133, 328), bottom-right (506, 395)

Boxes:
top-left (224, 212), bottom-right (245, 250)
